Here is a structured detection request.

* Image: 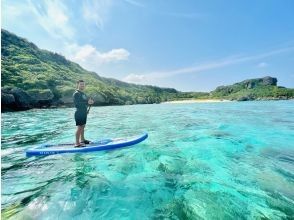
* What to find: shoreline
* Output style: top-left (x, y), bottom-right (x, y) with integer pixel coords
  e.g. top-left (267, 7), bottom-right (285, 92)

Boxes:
top-left (2, 99), bottom-right (293, 113)
top-left (162, 99), bottom-right (232, 104)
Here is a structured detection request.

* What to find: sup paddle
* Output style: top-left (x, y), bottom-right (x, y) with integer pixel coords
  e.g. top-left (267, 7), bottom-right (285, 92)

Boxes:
top-left (87, 97), bottom-right (95, 114)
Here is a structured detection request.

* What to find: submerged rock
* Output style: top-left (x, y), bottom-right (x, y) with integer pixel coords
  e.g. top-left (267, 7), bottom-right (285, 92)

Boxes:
top-left (157, 155), bottom-right (186, 175)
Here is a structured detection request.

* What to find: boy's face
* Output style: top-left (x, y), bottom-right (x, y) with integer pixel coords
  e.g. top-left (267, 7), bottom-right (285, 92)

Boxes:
top-left (78, 82), bottom-right (85, 90)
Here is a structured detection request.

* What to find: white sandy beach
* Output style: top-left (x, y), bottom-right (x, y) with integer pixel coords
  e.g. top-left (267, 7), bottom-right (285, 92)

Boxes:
top-left (163, 99), bottom-right (232, 104)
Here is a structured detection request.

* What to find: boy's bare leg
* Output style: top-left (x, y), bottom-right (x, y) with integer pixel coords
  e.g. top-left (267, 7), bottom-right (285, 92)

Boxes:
top-left (75, 126), bottom-right (83, 145)
top-left (81, 125), bottom-right (86, 142)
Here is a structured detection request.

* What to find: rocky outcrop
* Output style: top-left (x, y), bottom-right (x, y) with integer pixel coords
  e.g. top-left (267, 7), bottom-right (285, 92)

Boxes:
top-left (211, 76), bottom-right (286, 101)
top-left (262, 76), bottom-right (277, 86)
top-left (243, 76), bottom-right (277, 89)
top-left (93, 93), bottom-right (106, 105)
top-left (214, 76), bottom-right (278, 93)
top-left (1, 87), bottom-right (58, 111)
top-left (235, 95), bottom-right (255, 101)
top-left (2, 87), bottom-right (33, 110)
top-left (1, 92), bottom-right (16, 110)
top-left (27, 89), bottom-right (54, 107)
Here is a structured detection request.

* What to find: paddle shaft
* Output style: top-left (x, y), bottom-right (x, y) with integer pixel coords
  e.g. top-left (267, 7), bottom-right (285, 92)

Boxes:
top-left (87, 97), bottom-right (94, 114)
top-left (87, 105), bottom-right (92, 114)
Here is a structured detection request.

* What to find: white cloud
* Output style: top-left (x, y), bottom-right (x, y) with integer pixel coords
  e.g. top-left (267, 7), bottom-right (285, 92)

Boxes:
top-left (3, 0), bottom-right (129, 72)
top-left (164, 12), bottom-right (206, 19)
top-left (28, 0), bottom-right (75, 40)
top-left (2, 2), bottom-right (28, 18)
top-left (257, 62), bottom-right (268, 68)
top-left (99, 48), bottom-right (130, 62)
top-left (82, 0), bottom-right (113, 30)
top-left (122, 46), bottom-right (294, 84)
top-left (123, 0), bottom-right (145, 7)
top-left (2, 1), bottom-right (37, 27)
top-left (64, 43), bottom-right (130, 71)
top-left (123, 74), bottom-right (148, 84)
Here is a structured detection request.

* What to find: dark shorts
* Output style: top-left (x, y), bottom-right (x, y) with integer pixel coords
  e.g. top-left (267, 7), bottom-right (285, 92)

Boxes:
top-left (75, 111), bottom-right (87, 126)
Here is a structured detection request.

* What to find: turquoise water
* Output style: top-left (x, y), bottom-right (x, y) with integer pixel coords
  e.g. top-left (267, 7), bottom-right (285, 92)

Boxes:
top-left (1, 101), bottom-right (294, 219)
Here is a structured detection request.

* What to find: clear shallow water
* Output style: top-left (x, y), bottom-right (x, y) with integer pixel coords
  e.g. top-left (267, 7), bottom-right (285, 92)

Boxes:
top-left (1, 101), bottom-right (294, 219)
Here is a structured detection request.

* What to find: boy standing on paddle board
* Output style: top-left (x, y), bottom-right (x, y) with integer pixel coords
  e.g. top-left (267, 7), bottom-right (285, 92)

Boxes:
top-left (73, 80), bottom-right (94, 147)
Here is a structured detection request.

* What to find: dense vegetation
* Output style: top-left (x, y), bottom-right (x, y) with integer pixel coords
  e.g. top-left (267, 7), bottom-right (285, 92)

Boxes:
top-left (210, 77), bottom-right (294, 100)
top-left (1, 29), bottom-right (293, 111)
top-left (1, 29), bottom-right (180, 105)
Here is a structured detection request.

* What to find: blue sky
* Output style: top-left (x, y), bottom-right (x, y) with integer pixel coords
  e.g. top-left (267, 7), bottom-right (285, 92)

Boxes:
top-left (2, 0), bottom-right (294, 91)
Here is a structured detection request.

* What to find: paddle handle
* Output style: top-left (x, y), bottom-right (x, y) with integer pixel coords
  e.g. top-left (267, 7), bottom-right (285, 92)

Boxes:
top-left (87, 97), bottom-right (94, 114)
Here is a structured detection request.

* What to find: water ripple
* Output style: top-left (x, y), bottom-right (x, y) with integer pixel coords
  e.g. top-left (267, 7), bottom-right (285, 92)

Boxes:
top-left (1, 101), bottom-right (294, 219)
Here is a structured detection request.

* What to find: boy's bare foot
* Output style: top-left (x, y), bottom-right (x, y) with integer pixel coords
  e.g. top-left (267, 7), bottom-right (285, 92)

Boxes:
top-left (81, 140), bottom-right (91, 144)
top-left (74, 143), bottom-right (85, 148)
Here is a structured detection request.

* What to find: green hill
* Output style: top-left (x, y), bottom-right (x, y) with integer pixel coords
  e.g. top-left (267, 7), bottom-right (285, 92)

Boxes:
top-left (1, 29), bottom-right (293, 111)
top-left (1, 29), bottom-right (181, 110)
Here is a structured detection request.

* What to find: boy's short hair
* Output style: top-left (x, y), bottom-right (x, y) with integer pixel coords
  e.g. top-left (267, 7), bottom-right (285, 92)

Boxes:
top-left (77, 80), bottom-right (84, 84)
